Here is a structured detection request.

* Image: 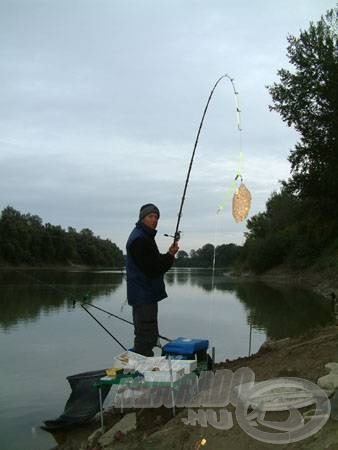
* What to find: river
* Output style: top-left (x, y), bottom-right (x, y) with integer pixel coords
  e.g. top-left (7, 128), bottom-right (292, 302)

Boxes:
top-left (0, 268), bottom-right (332, 450)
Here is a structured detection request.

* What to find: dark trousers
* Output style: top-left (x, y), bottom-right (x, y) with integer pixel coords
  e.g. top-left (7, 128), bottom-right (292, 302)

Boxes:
top-left (132, 302), bottom-right (158, 357)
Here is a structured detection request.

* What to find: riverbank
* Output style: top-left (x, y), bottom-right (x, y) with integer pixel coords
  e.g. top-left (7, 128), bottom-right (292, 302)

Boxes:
top-left (49, 325), bottom-right (338, 450)
top-left (229, 265), bottom-right (338, 303)
top-left (29, 266), bottom-right (336, 449)
top-left (0, 264), bottom-right (122, 271)
top-left (258, 266), bottom-right (338, 299)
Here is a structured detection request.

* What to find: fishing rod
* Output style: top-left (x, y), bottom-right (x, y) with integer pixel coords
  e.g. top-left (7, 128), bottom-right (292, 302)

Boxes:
top-left (9, 269), bottom-right (128, 349)
top-left (9, 268), bottom-right (172, 348)
top-left (81, 303), bottom-right (127, 350)
top-left (172, 74), bottom-right (241, 244)
top-left (80, 301), bottom-right (171, 342)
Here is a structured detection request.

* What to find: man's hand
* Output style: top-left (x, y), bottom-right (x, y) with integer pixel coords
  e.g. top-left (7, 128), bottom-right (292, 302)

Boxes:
top-left (168, 242), bottom-right (179, 256)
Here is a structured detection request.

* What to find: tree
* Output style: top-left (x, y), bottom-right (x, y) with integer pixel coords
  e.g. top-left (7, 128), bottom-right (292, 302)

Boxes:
top-left (0, 206), bottom-right (124, 267)
top-left (176, 250), bottom-right (189, 259)
top-left (268, 8), bottom-right (338, 217)
top-left (215, 243), bottom-right (242, 268)
top-left (195, 244), bottom-right (215, 266)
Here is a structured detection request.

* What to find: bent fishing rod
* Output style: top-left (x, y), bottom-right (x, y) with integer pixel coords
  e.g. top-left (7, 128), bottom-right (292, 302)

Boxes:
top-left (169, 74), bottom-right (241, 244)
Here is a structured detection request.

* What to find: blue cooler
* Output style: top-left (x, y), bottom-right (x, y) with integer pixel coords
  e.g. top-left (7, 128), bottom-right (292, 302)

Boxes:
top-left (162, 337), bottom-right (211, 369)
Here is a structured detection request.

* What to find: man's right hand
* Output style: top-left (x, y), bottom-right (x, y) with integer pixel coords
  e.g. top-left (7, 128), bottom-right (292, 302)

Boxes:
top-left (168, 242), bottom-right (179, 256)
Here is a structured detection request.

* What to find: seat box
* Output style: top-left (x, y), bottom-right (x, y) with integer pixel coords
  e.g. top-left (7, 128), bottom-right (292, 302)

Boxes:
top-left (162, 337), bottom-right (209, 356)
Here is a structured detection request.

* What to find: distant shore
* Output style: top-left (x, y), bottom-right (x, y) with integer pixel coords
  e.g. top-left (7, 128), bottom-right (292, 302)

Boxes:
top-left (0, 264), bottom-right (124, 271)
top-left (1, 263), bottom-right (337, 302)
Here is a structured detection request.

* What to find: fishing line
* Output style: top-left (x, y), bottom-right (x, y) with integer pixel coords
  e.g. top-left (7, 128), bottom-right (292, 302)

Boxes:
top-left (174, 74), bottom-right (249, 361)
top-left (206, 213), bottom-right (220, 354)
top-left (172, 74), bottom-right (246, 242)
top-left (217, 75), bottom-right (244, 214)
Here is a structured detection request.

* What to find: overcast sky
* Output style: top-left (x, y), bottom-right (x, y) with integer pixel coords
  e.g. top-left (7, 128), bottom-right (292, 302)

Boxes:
top-left (0, 0), bottom-right (335, 253)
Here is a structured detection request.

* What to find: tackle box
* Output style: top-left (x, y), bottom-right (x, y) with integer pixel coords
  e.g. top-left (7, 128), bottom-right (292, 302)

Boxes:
top-left (162, 337), bottom-right (211, 371)
top-left (162, 337), bottom-right (209, 357)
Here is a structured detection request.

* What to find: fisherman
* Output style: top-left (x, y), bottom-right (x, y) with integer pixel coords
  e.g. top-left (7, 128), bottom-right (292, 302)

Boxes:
top-left (126, 204), bottom-right (179, 356)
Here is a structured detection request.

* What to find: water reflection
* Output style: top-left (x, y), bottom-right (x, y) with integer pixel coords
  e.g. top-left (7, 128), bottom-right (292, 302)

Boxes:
top-left (165, 271), bottom-right (175, 285)
top-left (0, 270), bottom-right (123, 331)
top-left (235, 281), bottom-right (333, 339)
top-left (165, 269), bottom-right (237, 292)
top-left (0, 268), bottom-right (334, 450)
top-left (165, 268), bottom-right (332, 339)
top-left (0, 268), bottom-right (332, 339)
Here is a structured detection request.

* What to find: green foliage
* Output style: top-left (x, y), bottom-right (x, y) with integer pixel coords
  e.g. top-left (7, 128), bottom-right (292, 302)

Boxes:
top-left (215, 243), bottom-right (242, 268)
top-left (241, 8), bottom-right (338, 274)
top-left (0, 206), bottom-right (124, 267)
top-left (175, 242), bottom-right (242, 268)
top-left (242, 187), bottom-right (336, 273)
top-left (268, 8), bottom-right (338, 216)
top-left (176, 250), bottom-right (189, 260)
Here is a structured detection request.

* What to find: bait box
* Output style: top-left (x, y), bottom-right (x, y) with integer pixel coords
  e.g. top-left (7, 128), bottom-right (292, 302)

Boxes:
top-left (143, 368), bottom-right (184, 383)
top-left (171, 359), bottom-right (197, 374)
top-left (113, 351), bottom-right (146, 369)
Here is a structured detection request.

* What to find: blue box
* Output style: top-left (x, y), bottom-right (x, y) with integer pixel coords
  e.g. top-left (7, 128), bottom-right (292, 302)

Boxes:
top-left (162, 337), bottom-right (209, 356)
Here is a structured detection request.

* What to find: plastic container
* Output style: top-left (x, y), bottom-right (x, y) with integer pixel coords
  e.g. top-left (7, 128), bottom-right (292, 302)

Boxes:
top-left (133, 356), bottom-right (167, 373)
top-left (113, 351), bottom-right (146, 369)
top-left (171, 359), bottom-right (197, 374)
top-left (143, 368), bottom-right (184, 382)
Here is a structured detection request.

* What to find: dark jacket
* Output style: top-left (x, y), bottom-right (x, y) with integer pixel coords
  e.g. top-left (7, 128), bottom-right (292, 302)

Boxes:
top-left (126, 222), bottom-right (174, 305)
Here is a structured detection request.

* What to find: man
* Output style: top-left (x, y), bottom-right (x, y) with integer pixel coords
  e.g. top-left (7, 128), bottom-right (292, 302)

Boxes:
top-left (126, 203), bottom-right (179, 356)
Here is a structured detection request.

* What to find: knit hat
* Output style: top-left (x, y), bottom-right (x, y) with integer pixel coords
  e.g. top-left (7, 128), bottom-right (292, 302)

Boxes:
top-left (139, 203), bottom-right (160, 221)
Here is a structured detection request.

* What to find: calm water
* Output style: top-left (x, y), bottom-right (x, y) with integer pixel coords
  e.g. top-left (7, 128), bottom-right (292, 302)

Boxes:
top-left (0, 268), bottom-right (333, 450)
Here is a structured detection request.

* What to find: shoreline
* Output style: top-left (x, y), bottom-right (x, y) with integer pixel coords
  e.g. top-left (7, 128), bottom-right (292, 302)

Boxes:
top-left (229, 266), bottom-right (338, 302)
top-left (52, 324), bottom-right (338, 450)
top-left (0, 264), bottom-right (122, 271)
top-left (259, 267), bottom-right (338, 300)
top-left (21, 265), bottom-right (335, 450)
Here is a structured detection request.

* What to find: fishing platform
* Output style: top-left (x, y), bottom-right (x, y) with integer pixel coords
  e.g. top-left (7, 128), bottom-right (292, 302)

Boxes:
top-left (95, 337), bottom-right (212, 428)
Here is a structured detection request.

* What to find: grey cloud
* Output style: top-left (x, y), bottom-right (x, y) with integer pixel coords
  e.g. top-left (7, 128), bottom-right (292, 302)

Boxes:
top-left (0, 0), bottom-right (334, 252)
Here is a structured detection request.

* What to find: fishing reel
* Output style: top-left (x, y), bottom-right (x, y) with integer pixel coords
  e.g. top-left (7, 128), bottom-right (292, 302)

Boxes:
top-left (164, 231), bottom-right (181, 242)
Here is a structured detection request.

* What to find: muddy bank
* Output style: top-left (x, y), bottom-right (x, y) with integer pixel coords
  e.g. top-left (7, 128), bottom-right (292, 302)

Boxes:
top-left (232, 266), bottom-right (338, 301)
top-left (48, 325), bottom-right (338, 450)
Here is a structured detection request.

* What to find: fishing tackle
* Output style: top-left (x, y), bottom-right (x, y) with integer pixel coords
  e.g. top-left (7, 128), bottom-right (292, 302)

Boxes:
top-left (11, 268), bottom-right (171, 350)
top-left (171, 74), bottom-right (251, 243)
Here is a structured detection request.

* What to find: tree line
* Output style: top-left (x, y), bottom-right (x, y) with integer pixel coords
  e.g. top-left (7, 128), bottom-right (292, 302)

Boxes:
top-left (0, 206), bottom-right (124, 267)
top-left (175, 243), bottom-right (242, 268)
top-left (240, 8), bottom-right (338, 274)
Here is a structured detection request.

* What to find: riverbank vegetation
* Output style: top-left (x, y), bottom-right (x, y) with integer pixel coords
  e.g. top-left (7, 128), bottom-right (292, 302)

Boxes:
top-left (0, 206), bottom-right (124, 267)
top-left (175, 243), bottom-right (242, 268)
top-left (239, 8), bottom-right (338, 274)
